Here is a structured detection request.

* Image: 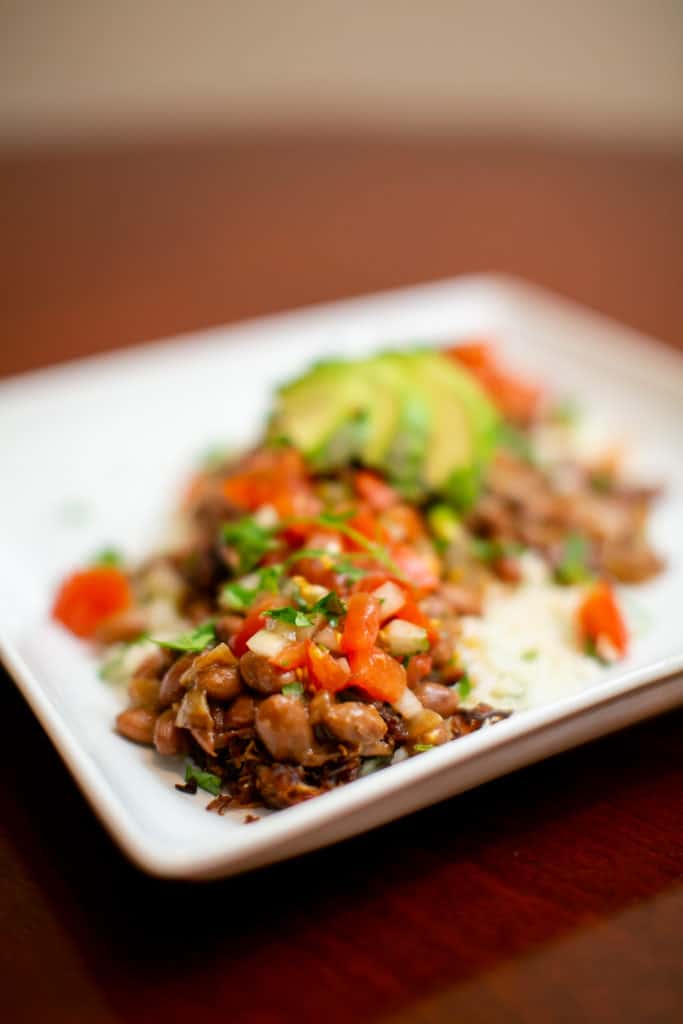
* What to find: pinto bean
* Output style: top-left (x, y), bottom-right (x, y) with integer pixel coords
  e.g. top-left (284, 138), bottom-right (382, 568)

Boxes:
top-left (412, 680), bottom-right (460, 718)
top-left (323, 702), bottom-right (387, 755)
top-left (255, 695), bottom-right (314, 762)
top-left (215, 615), bottom-right (245, 643)
top-left (132, 647), bottom-right (173, 680)
top-left (196, 663), bottom-right (241, 701)
top-left (239, 651), bottom-right (293, 694)
top-left (115, 707), bottom-right (157, 745)
top-left (159, 653), bottom-right (196, 707)
top-left (256, 764), bottom-right (321, 809)
top-left (223, 694), bottom-right (258, 727)
top-left (153, 707), bottom-right (186, 755)
top-left (127, 675), bottom-right (161, 709)
top-left (406, 708), bottom-right (450, 747)
top-left (94, 608), bottom-right (149, 644)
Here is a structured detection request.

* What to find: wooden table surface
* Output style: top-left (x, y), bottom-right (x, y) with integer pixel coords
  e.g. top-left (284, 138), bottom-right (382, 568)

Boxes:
top-left (1, 134), bottom-right (682, 1024)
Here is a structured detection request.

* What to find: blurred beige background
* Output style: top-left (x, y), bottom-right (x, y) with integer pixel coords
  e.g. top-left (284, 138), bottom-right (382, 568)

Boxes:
top-left (1, 0), bottom-right (682, 145)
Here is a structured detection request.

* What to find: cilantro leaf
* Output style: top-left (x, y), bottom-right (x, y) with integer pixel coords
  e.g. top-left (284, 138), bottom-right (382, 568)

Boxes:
top-left (457, 676), bottom-right (472, 700)
top-left (334, 557), bottom-right (368, 582)
top-left (359, 755), bottom-right (392, 777)
top-left (221, 517), bottom-right (279, 573)
top-left (220, 581), bottom-right (256, 611)
top-left (521, 649), bottom-right (539, 661)
top-left (555, 533), bottom-right (592, 585)
top-left (154, 621), bottom-right (216, 652)
top-left (310, 591), bottom-right (347, 627)
top-left (281, 681), bottom-right (304, 697)
top-left (498, 422), bottom-right (535, 464)
top-left (265, 607), bottom-right (314, 628)
top-left (92, 546), bottom-right (123, 568)
top-left (184, 761), bottom-right (222, 796)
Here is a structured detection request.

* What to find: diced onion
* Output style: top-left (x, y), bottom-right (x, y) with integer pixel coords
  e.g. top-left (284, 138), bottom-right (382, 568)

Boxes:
top-left (382, 619), bottom-right (429, 657)
top-left (336, 656), bottom-right (351, 674)
top-left (372, 581), bottom-right (406, 622)
top-left (393, 686), bottom-right (423, 719)
top-left (315, 624), bottom-right (342, 652)
top-left (247, 629), bottom-right (290, 658)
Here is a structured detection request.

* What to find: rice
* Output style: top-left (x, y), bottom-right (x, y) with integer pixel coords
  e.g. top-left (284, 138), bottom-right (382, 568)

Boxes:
top-left (456, 553), bottom-right (601, 711)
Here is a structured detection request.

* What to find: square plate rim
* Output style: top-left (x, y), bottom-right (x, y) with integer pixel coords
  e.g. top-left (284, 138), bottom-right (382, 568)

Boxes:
top-left (2, 272), bottom-right (682, 879)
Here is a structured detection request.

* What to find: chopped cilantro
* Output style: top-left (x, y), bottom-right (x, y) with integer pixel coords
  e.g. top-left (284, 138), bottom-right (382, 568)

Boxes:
top-left (266, 591), bottom-right (347, 630)
top-left (334, 557), bottom-right (368, 582)
top-left (584, 638), bottom-right (608, 665)
top-left (521, 649), bottom-right (539, 661)
top-left (184, 761), bottom-right (222, 796)
top-left (310, 591), bottom-right (347, 627)
top-left (154, 621), bottom-right (216, 652)
top-left (414, 743), bottom-right (434, 752)
top-left (281, 681), bottom-right (304, 697)
top-left (200, 444), bottom-right (232, 470)
top-left (359, 755), bottom-right (392, 777)
top-left (444, 464), bottom-right (482, 513)
top-left (550, 399), bottom-right (580, 426)
top-left (221, 517), bottom-right (279, 573)
top-left (471, 536), bottom-right (525, 563)
top-left (498, 422), bottom-right (535, 464)
top-left (457, 675), bottom-right (472, 700)
top-left (220, 581), bottom-right (256, 611)
top-left (92, 546), bottom-right (123, 568)
top-left (555, 533), bottom-right (592, 585)
top-left (265, 606), bottom-right (314, 628)
top-left (285, 513), bottom-right (403, 577)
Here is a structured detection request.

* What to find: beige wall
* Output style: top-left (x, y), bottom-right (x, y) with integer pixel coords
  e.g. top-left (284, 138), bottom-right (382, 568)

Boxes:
top-left (1, 0), bottom-right (682, 144)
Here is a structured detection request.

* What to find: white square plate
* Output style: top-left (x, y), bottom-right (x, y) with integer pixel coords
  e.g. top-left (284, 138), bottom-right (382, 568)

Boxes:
top-left (1, 274), bottom-right (682, 879)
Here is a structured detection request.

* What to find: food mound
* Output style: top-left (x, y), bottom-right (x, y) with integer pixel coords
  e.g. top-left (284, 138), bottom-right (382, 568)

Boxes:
top-left (53, 344), bottom-right (663, 813)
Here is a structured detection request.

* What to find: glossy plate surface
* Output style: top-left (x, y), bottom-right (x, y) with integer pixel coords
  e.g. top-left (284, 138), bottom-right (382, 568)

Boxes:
top-left (1, 274), bottom-right (682, 879)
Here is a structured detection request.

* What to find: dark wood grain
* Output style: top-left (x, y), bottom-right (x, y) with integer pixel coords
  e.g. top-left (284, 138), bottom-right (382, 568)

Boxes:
top-left (1, 134), bottom-right (682, 1024)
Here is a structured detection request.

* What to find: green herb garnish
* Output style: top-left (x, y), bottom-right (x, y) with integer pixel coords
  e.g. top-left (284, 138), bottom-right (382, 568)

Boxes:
top-left (414, 743), bottom-right (434, 752)
top-left (154, 621), bottom-right (216, 652)
top-left (92, 546), bottom-right (123, 567)
top-left (265, 606), bottom-right (314, 628)
top-left (221, 516), bottom-right (279, 573)
top-left (457, 675), bottom-right (472, 700)
top-left (184, 761), bottom-right (222, 796)
top-left (281, 681), bottom-right (304, 697)
top-left (555, 532), bottom-right (592, 585)
top-left (310, 591), bottom-right (347, 627)
top-left (498, 422), bottom-right (535, 464)
top-left (359, 755), bottom-right (393, 777)
top-left (521, 649), bottom-right (538, 661)
top-left (584, 638), bottom-right (609, 665)
top-left (549, 399), bottom-right (580, 426)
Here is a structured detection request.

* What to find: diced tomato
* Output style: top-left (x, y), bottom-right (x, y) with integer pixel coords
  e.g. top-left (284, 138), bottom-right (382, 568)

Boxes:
top-left (346, 507), bottom-right (390, 548)
top-left (341, 592), bottom-right (382, 654)
top-left (230, 594), bottom-right (285, 657)
top-left (398, 599), bottom-right (439, 645)
top-left (349, 647), bottom-right (407, 703)
top-left (406, 653), bottom-right (433, 687)
top-left (447, 341), bottom-right (542, 425)
top-left (390, 543), bottom-right (441, 593)
top-left (578, 581), bottom-right (629, 657)
top-left (354, 470), bottom-right (399, 511)
top-left (271, 640), bottom-right (309, 671)
top-left (52, 566), bottom-right (133, 638)
top-left (381, 503), bottom-right (424, 543)
top-left (307, 642), bottom-right (351, 693)
top-left (222, 446), bottom-right (321, 519)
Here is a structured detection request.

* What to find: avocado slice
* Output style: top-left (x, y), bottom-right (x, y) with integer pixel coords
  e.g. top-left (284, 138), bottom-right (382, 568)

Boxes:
top-left (384, 351), bottom-right (498, 496)
top-left (270, 360), bottom-right (368, 466)
top-left (269, 348), bottom-right (497, 501)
